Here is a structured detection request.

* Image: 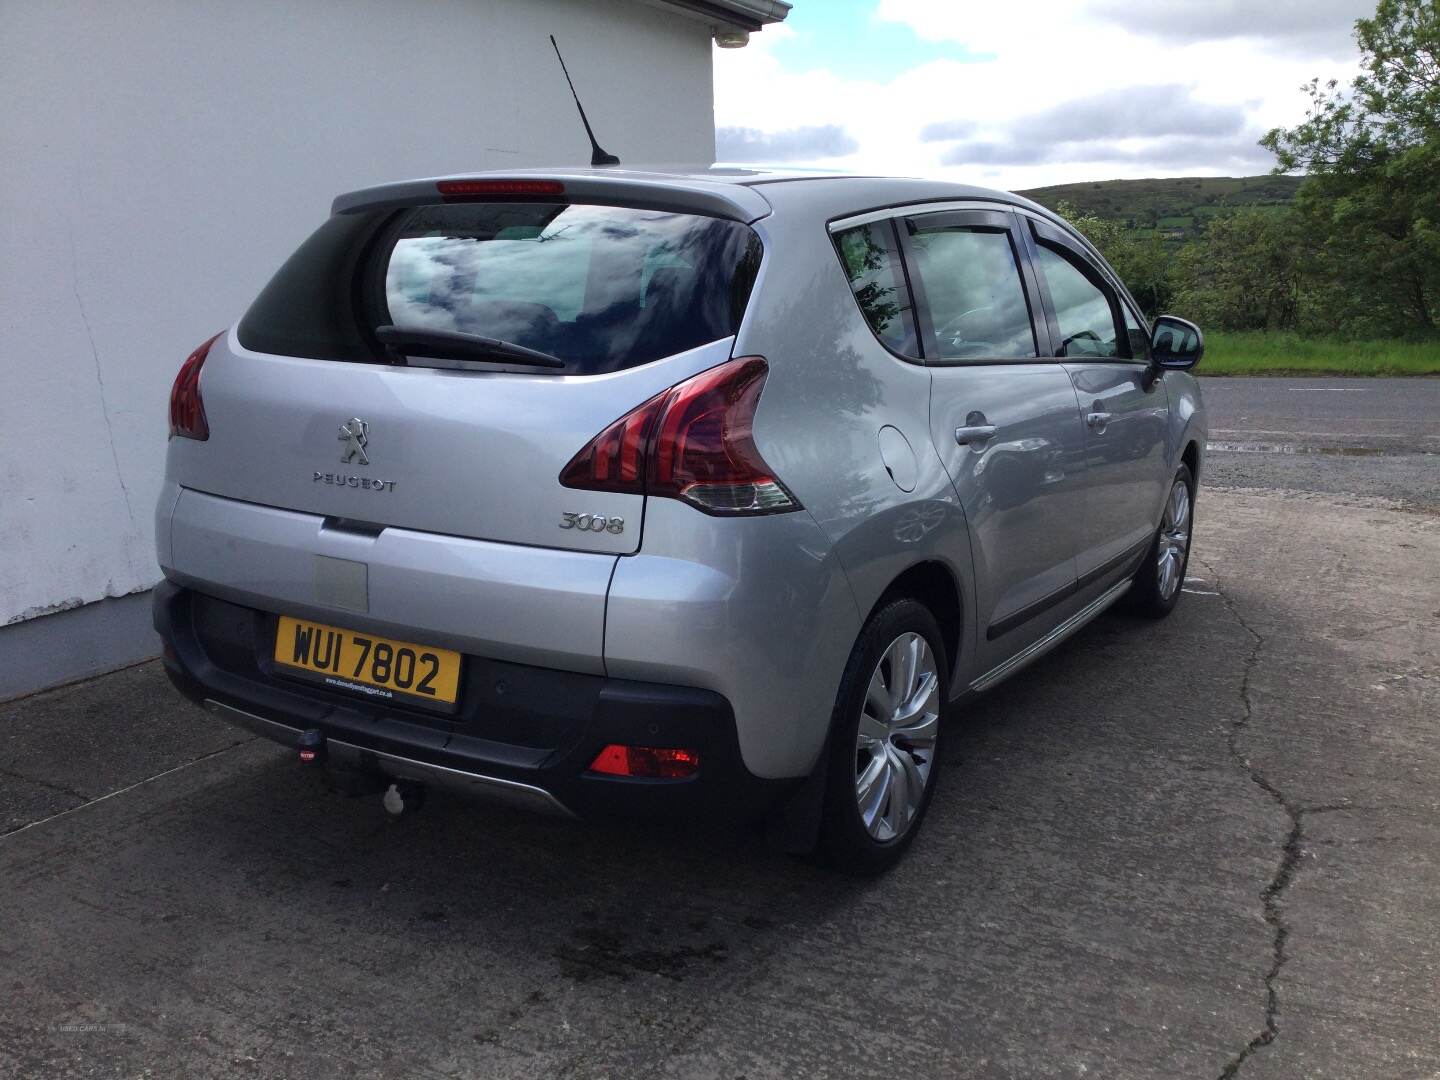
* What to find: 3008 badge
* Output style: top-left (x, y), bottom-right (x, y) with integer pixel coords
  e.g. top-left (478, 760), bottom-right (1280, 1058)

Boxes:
top-left (559, 512), bottom-right (624, 534)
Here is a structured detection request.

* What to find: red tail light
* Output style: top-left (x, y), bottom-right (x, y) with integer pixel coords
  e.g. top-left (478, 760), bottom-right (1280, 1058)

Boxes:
top-left (560, 356), bottom-right (799, 515)
top-left (169, 332), bottom-right (222, 440)
top-left (588, 744), bottom-right (701, 779)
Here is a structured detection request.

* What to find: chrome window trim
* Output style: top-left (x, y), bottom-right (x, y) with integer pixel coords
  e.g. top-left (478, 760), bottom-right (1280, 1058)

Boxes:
top-left (828, 199), bottom-right (1019, 234)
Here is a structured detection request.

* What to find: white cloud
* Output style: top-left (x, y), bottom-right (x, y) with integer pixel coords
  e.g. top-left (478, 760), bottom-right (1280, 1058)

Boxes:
top-left (715, 0), bottom-right (1370, 188)
top-left (1089, 0), bottom-right (1367, 55)
top-left (717, 124), bottom-right (859, 161)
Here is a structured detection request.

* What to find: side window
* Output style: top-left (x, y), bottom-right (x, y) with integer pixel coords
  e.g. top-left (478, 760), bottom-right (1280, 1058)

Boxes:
top-left (833, 222), bottom-right (918, 356)
top-left (906, 225), bottom-right (1036, 360)
top-left (1123, 305), bottom-right (1149, 360)
top-left (1033, 245), bottom-right (1123, 359)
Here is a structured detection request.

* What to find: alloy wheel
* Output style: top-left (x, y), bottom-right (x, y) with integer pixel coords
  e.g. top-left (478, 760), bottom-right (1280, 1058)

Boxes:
top-left (854, 632), bottom-right (940, 842)
top-left (1157, 478), bottom-right (1192, 600)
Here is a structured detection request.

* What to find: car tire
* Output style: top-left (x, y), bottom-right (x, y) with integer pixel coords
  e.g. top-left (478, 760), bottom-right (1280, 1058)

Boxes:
top-left (1128, 463), bottom-right (1195, 619)
top-left (818, 598), bottom-right (948, 876)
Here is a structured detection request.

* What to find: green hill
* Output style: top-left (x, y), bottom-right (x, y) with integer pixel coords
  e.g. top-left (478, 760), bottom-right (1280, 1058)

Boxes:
top-left (1015, 175), bottom-right (1303, 240)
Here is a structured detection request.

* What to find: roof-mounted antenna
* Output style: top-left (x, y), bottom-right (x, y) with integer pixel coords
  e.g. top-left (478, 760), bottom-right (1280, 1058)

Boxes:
top-left (550, 35), bottom-right (621, 167)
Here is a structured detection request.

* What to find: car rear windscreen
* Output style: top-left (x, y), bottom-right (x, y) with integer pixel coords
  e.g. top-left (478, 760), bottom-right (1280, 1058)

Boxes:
top-left (238, 202), bottom-right (763, 375)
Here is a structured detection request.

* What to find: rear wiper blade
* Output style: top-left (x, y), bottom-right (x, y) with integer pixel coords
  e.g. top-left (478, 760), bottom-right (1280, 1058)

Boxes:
top-left (373, 325), bottom-right (567, 369)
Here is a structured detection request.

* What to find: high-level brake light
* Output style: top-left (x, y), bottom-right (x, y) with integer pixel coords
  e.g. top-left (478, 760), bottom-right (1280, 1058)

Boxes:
top-left (436, 179), bottom-right (566, 197)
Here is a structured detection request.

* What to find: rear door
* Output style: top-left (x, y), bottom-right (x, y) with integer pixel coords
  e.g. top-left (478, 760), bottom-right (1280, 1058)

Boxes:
top-left (898, 208), bottom-right (1089, 671)
top-left (1020, 215), bottom-right (1171, 582)
top-left (171, 198), bottom-right (762, 556)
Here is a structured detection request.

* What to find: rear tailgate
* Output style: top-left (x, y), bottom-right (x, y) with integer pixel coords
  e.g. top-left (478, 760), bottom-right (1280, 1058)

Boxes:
top-left (167, 190), bottom-right (763, 556)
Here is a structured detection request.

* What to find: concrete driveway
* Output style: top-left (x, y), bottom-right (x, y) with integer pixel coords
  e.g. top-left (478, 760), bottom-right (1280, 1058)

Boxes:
top-left (2, 385), bottom-right (1437, 1078)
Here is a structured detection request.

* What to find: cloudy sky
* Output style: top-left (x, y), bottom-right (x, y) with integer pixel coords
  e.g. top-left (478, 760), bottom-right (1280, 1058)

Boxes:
top-left (714, 0), bottom-right (1373, 189)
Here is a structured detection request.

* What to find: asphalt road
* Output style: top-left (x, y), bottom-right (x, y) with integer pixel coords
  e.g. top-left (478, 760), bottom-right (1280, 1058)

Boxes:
top-left (2, 380), bottom-right (1438, 1079)
top-left (1201, 376), bottom-right (1439, 509)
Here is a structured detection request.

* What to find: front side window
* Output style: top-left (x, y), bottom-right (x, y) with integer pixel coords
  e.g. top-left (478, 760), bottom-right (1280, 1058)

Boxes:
top-left (834, 222), bottom-right (918, 356)
top-left (1034, 245), bottom-right (1123, 359)
top-left (906, 225), bottom-right (1037, 360)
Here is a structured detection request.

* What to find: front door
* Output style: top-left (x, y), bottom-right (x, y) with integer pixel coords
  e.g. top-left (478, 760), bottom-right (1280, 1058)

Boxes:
top-left (899, 208), bottom-right (1090, 673)
top-left (1022, 217), bottom-right (1171, 583)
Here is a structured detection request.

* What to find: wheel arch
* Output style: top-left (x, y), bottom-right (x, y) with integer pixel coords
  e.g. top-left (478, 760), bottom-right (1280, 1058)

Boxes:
top-left (1182, 439), bottom-right (1201, 484)
top-left (870, 560), bottom-right (963, 680)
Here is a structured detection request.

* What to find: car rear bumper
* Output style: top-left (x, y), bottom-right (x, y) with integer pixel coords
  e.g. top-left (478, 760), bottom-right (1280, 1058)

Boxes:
top-left (158, 485), bottom-right (859, 781)
top-left (154, 582), bottom-right (794, 823)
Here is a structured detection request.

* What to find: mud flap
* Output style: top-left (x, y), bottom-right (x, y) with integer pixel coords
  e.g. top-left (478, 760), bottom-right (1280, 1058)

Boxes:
top-left (762, 736), bottom-right (830, 855)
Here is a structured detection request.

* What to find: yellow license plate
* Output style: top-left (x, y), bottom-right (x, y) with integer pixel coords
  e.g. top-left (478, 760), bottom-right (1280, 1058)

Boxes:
top-left (273, 616), bottom-right (461, 710)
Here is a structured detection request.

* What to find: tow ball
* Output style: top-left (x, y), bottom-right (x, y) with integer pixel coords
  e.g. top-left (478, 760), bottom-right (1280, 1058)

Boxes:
top-left (382, 781), bottom-right (426, 818)
top-left (295, 730), bottom-right (414, 808)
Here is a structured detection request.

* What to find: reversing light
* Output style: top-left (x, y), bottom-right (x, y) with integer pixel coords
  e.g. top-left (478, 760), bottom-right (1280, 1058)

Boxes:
top-left (588, 744), bottom-right (701, 779)
top-left (168, 332), bottom-right (223, 440)
top-left (436, 179), bottom-right (566, 197)
top-left (560, 356), bottom-right (800, 515)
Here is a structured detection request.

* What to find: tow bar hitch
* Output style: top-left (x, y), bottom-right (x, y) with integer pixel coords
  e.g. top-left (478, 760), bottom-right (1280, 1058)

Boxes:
top-left (382, 781), bottom-right (426, 818)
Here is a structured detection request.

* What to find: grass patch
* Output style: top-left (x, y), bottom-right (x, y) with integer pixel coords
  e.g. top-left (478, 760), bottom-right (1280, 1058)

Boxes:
top-left (1199, 332), bottom-right (1440, 376)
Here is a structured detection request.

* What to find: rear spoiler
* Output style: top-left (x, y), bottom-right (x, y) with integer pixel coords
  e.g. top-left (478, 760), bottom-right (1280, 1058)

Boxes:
top-left (331, 172), bottom-right (773, 224)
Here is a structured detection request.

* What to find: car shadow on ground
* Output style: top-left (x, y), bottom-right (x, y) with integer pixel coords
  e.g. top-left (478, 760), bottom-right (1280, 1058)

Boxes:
top-left (136, 597), bottom-right (1201, 986)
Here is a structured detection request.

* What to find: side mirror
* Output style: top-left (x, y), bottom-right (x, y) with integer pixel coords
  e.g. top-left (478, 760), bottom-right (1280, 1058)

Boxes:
top-left (1150, 315), bottom-right (1204, 370)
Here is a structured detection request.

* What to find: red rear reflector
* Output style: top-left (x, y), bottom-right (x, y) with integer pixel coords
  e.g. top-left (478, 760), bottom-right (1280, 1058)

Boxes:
top-left (168, 332), bottom-right (222, 441)
top-left (588, 744), bottom-right (701, 779)
top-left (436, 179), bottom-right (566, 197)
top-left (560, 356), bottom-right (800, 515)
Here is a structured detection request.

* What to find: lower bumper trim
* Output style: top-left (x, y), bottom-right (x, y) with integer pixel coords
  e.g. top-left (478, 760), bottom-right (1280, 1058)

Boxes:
top-left (203, 699), bottom-right (576, 819)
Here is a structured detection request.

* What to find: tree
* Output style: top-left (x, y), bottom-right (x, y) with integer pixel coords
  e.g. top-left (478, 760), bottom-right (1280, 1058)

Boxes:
top-left (1171, 209), bottom-right (1305, 332)
top-left (1058, 202), bottom-right (1176, 316)
top-left (1262, 0), bottom-right (1440, 333)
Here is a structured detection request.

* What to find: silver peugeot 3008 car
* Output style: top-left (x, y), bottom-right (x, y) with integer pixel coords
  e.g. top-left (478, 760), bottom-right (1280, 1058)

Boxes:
top-left (155, 168), bottom-right (1205, 873)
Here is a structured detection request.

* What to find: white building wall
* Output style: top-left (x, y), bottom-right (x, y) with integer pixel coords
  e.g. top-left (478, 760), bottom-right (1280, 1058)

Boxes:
top-left (0, 0), bottom-right (716, 630)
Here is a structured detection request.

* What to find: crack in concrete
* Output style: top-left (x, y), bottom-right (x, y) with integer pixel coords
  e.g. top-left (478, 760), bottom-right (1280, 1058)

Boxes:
top-left (0, 737), bottom-right (253, 840)
top-left (1197, 555), bottom-right (1307, 1080)
top-left (0, 763), bottom-right (89, 804)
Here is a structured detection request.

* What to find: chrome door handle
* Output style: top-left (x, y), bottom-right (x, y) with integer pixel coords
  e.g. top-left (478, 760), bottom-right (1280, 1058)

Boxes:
top-left (954, 424), bottom-right (998, 446)
top-left (1086, 411), bottom-right (1112, 430)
